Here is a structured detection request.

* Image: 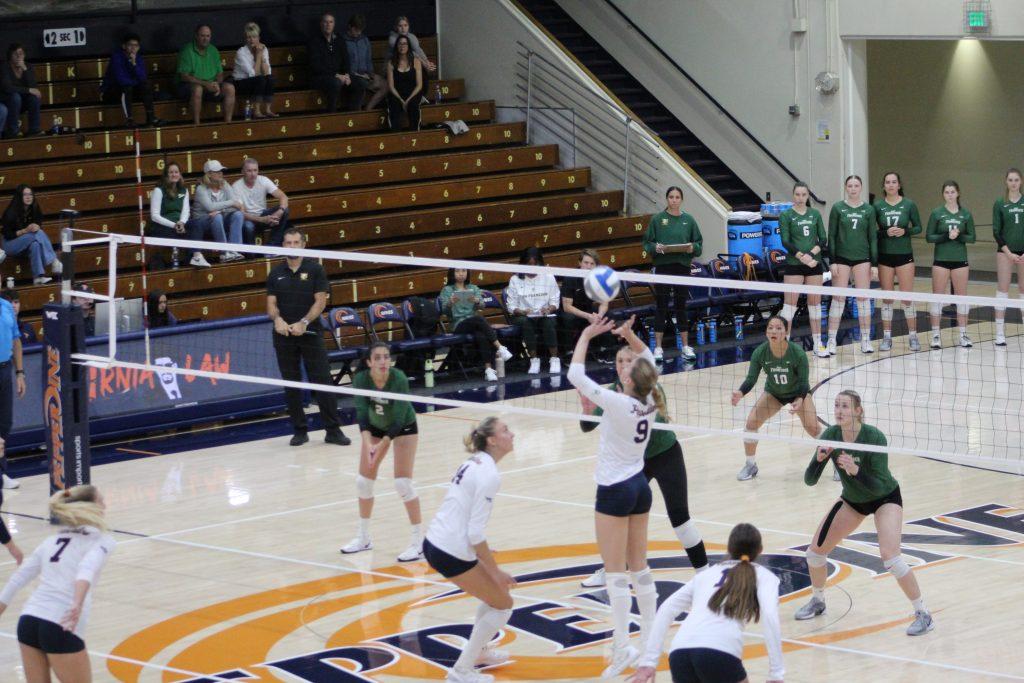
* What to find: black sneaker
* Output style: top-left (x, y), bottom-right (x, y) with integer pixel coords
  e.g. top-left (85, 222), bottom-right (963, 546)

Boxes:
top-left (289, 432), bottom-right (309, 447)
top-left (324, 430), bottom-right (351, 446)
top-left (148, 117), bottom-right (167, 127)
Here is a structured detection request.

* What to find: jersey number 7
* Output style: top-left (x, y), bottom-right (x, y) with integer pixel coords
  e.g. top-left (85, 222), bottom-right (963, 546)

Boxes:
top-left (50, 537), bottom-right (71, 563)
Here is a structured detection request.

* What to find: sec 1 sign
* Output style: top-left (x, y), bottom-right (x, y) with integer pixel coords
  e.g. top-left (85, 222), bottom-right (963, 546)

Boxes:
top-left (43, 27), bottom-right (86, 48)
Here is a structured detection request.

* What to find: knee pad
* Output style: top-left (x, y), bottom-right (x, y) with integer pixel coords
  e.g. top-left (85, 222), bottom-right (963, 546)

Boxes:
top-left (902, 303), bottom-right (916, 320)
top-left (780, 303), bottom-right (797, 323)
top-left (929, 301), bottom-right (942, 317)
top-left (806, 548), bottom-right (828, 568)
top-left (674, 519), bottom-right (703, 548)
top-left (856, 300), bottom-right (871, 321)
top-left (996, 290), bottom-right (1009, 313)
top-left (883, 555), bottom-right (911, 579)
top-left (394, 477), bottom-right (418, 503)
top-left (881, 303), bottom-right (894, 322)
top-left (807, 304), bottom-right (822, 321)
top-left (956, 303), bottom-right (969, 316)
top-left (630, 567), bottom-right (656, 595)
top-left (356, 475), bottom-right (375, 500)
top-left (829, 298), bottom-right (846, 321)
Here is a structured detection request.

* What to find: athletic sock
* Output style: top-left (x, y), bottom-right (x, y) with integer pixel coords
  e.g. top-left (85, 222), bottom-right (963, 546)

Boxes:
top-left (912, 597), bottom-right (926, 613)
top-left (453, 602), bottom-right (512, 670)
top-left (358, 518), bottom-right (370, 538)
top-left (745, 455), bottom-right (756, 466)
top-left (812, 587), bottom-right (825, 601)
top-left (605, 572), bottom-right (632, 649)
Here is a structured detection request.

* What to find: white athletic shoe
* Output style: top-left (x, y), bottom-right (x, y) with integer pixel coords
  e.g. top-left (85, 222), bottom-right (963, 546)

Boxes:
top-left (814, 342), bottom-right (829, 358)
top-left (581, 567), bottom-right (606, 588)
top-left (860, 339), bottom-right (873, 354)
top-left (652, 346), bottom-right (664, 361)
top-left (475, 647), bottom-right (510, 668)
top-left (33, 276), bottom-right (52, 285)
top-left (908, 333), bottom-right (921, 352)
top-left (906, 610), bottom-right (934, 636)
top-left (527, 357), bottom-right (541, 374)
top-left (680, 345), bottom-right (696, 362)
top-left (446, 667), bottom-right (493, 683)
top-left (995, 332), bottom-right (1007, 346)
top-left (50, 258), bottom-right (63, 275)
top-left (879, 336), bottom-right (893, 352)
top-left (1, 474), bottom-right (19, 489)
top-left (827, 338), bottom-right (837, 356)
top-left (484, 367), bottom-right (498, 382)
top-left (220, 251), bottom-right (244, 263)
top-left (959, 332), bottom-right (973, 348)
top-left (396, 539), bottom-right (423, 563)
top-left (601, 644), bottom-right (639, 678)
top-left (496, 344), bottom-right (513, 361)
top-left (794, 596), bottom-right (826, 620)
top-left (340, 535), bottom-right (372, 555)
top-left (190, 252), bottom-right (212, 268)
top-left (549, 357), bottom-right (561, 374)
top-left (736, 462), bottom-right (758, 481)
top-left (930, 332), bottom-right (941, 349)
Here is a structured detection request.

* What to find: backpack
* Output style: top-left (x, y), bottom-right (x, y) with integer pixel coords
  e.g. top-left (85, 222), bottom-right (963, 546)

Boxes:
top-left (406, 296), bottom-right (439, 337)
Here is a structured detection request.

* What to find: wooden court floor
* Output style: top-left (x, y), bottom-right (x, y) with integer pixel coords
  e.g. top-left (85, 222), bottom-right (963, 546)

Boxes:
top-left (1, 308), bottom-right (1023, 681)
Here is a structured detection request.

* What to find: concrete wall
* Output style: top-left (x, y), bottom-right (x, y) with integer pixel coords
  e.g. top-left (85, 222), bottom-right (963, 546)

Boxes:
top-left (840, 0), bottom-right (1024, 39)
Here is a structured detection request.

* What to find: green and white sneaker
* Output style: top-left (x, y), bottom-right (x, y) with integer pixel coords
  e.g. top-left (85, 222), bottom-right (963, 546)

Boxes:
top-left (906, 610), bottom-right (934, 636)
top-left (794, 596), bottom-right (826, 620)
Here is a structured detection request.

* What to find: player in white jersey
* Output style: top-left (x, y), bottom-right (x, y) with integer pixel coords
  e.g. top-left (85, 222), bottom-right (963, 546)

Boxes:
top-left (0, 485), bottom-right (115, 683)
top-left (567, 317), bottom-right (663, 678)
top-left (629, 523), bottom-right (784, 683)
top-left (424, 417), bottom-right (516, 683)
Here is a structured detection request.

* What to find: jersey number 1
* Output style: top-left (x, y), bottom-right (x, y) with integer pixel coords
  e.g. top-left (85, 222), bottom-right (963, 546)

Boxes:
top-left (50, 537), bottom-right (71, 563)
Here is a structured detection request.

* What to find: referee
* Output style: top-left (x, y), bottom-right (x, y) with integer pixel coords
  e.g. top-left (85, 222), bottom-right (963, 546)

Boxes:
top-left (266, 227), bottom-right (350, 447)
top-left (0, 294), bottom-right (24, 488)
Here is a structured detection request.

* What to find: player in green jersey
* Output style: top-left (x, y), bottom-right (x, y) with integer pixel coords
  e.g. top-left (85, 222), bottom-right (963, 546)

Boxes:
top-left (874, 172), bottom-right (923, 352)
top-left (779, 182), bottom-right (829, 357)
top-left (795, 389), bottom-right (933, 637)
top-left (341, 342), bottom-right (423, 562)
top-left (826, 175), bottom-right (878, 355)
top-left (993, 168), bottom-right (1024, 346)
top-left (926, 180), bottom-right (976, 349)
top-left (730, 316), bottom-right (821, 481)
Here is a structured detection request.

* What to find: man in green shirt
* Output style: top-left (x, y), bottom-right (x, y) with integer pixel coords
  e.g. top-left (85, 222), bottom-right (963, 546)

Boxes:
top-left (176, 24), bottom-right (236, 125)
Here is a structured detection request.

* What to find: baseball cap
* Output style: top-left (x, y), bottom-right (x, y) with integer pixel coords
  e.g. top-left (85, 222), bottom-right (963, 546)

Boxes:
top-left (203, 160), bottom-right (227, 173)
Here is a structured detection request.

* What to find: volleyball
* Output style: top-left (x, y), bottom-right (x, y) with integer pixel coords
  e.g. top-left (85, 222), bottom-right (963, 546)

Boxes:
top-left (584, 265), bottom-right (621, 303)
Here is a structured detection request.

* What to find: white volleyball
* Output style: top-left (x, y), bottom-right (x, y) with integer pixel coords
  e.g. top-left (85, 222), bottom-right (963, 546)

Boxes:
top-left (583, 265), bottom-right (621, 303)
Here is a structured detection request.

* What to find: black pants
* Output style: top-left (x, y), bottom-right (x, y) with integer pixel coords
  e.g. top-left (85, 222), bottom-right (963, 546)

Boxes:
top-left (653, 262), bottom-right (691, 335)
top-left (387, 92), bottom-right (421, 131)
top-left (513, 315), bottom-right (557, 355)
top-left (643, 442), bottom-right (691, 528)
top-left (311, 74), bottom-right (362, 112)
top-left (234, 75), bottom-right (274, 102)
top-left (272, 331), bottom-right (341, 434)
top-left (453, 316), bottom-right (497, 363)
top-left (101, 83), bottom-right (156, 121)
top-left (669, 648), bottom-right (747, 683)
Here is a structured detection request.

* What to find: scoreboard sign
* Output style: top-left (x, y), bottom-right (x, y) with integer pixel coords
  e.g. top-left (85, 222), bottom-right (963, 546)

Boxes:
top-left (43, 27), bottom-right (86, 48)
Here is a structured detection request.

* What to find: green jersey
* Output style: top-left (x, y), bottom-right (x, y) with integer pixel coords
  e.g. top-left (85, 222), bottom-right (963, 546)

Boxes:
top-left (584, 380), bottom-right (675, 459)
top-left (992, 196), bottom-right (1024, 253)
top-left (828, 201), bottom-right (878, 264)
top-left (739, 341), bottom-right (808, 399)
top-left (926, 206), bottom-right (975, 262)
top-left (779, 207), bottom-right (827, 266)
top-left (643, 210), bottom-right (703, 267)
top-left (353, 368), bottom-right (417, 435)
top-left (805, 424), bottom-right (899, 503)
top-left (873, 198), bottom-right (922, 256)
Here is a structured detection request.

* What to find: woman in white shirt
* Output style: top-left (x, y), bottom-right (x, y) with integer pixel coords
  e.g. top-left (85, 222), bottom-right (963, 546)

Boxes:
top-left (629, 523), bottom-right (784, 683)
top-left (424, 417), bottom-right (516, 683)
top-left (567, 317), bottom-right (663, 678)
top-left (0, 485), bottom-right (116, 683)
top-left (506, 247), bottom-right (561, 375)
top-left (233, 22), bottom-right (276, 117)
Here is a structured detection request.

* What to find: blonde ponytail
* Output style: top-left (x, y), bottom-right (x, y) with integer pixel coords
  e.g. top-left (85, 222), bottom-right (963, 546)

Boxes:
top-left (50, 485), bottom-right (108, 532)
top-left (629, 357), bottom-right (671, 421)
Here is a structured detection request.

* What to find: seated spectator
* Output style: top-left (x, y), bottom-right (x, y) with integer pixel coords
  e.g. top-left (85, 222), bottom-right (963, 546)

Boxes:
top-left (560, 248), bottom-right (608, 354)
top-left (506, 247), bottom-right (560, 375)
top-left (389, 15), bottom-right (436, 99)
top-left (344, 14), bottom-right (386, 111)
top-left (0, 44), bottom-right (41, 138)
top-left (148, 161), bottom-right (208, 268)
top-left (1, 184), bottom-right (60, 285)
top-left (191, 160), bottom-right (244, 263)
top-left (386, 35), bottom-right (422, 131)
top-left (309, 13), bottom-right (360, 113)
top-left (147, 289), bottom-right (177, 328)
top-left (440, 268), bottom-right (513, 382)
top-left (71, 282), bottom-right (96, 337)
top-left (231, 158), bottom-right (291, 246)
top-left (233, 22), bottom-right (277, 118)
top-left (101, 32), bottom-right (165, 128)
top-left (176, 24), bottom-right (236, 126)
top-left (0, 290), bottom-right (36, 344)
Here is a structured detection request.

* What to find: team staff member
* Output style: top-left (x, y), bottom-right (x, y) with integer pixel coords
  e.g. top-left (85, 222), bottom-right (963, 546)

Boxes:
top-left (925, 181), bottom-right (975, 349)
top-left (874, 172), bottom-right (923, 352)
top-left (643, 186), bottom-right (703, 362)
top-left (992, 168), bottom-right (1024, 346)
top-left (796, 390), bottom-right (933, 637)
top-left (0, 293), bottom-right (24, 490)
top-left (266, 227), bottom-right (350, 447)
top-left (826, 175), bottom-right (878, 355)
top-left (779, 182), bottom-right (828, 356)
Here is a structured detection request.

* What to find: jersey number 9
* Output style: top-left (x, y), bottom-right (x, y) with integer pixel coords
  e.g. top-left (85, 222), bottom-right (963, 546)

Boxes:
top-left (634, 419), bottom-right (649, 444)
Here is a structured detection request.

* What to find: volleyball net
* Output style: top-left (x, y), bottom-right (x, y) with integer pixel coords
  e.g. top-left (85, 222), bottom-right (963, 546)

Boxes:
top-left (61, 230), bottom-right (1024, 475)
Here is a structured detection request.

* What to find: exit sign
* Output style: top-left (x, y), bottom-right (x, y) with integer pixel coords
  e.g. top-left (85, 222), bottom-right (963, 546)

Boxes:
top-left (964, 1), bottom-right (990, 33)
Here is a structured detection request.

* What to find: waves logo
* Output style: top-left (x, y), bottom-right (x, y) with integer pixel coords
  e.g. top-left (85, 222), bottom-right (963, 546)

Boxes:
top-left (43, 346), bottom-right (66, 491)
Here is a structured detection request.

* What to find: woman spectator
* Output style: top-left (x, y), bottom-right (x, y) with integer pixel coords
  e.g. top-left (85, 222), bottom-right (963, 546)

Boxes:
top-left (389, 15), bottom-right (436, 97)
top-left (506, 247), bottom-right (560, 375)
top-left (192, 160), bottom-right (244, 263)
top-left (386, 35), bottom-right (422, 131)
top-left (926, 180), bottom-right (975, 349)
top-left (440, 268), bottom-right (513, 381)
top-left (992, 168), bottom-right (1024, 346)
top-left (0, 44), bottom-right (41, 138)
top-left (1, 185), bottom-right (60, 285)
top-left (149, 161), bottom-right (208, 268)
top-left (147, 289), bottom-right (177, 328)
top-left (233, 23), bottom-right (276, 118)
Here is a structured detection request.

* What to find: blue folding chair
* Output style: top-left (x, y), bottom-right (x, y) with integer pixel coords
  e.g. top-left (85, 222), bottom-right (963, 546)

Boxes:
top-left (324, 306), bottom-right (370, 384)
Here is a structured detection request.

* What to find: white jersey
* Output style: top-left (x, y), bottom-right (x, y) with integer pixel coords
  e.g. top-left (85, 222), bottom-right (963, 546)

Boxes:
top-left (639, 561), bottom-right (784, 680)
top-left (426, 452), bottom-right (500, 562)
top-left (567, 347), bottom-right (659, 486)
top-left (0, 526), bottom-right (115, 636)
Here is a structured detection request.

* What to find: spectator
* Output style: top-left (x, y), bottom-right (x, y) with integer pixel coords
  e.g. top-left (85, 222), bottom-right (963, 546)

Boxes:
top-left (1, 184), bottom-right (61, 285)
top-left (389, 15), bottom-right (436, 99)
top-left (386, 35), bottom-right (422, 131)
top-left (233, 22), bottom-right (277, 118)
top-left (440, 268), bottom-right (513, 382)
top-left (506, 247), bottom-right (560, 375)
top-left (149, 161), bottom-right (208, 268)
top-left (101, 32), bottom-right (165, 128)
top-left (231, 158), bottom-right (291, 246)
top-left (0, 291), bottom-right (24, 489)
top-left (0, 291), bottom-right (36, 345)
top-left (0, 44), bottom-right (41, 138)
top-left (147, 289), bottom-right (177, 328)
top-left (192, 160), bottom-right (244, 263)
top-left (0, 101), bottom-right (6, 140)
top-left (308, 13), bottom-right (359, 113)
top-left (71, 282), bottom-right (96, 337)
top-left (560, 248), bottom-right (608, 355)
top-left (344, 14), bottom-right (386, 111)
top-left (176, 24), bottom-right (236, 126)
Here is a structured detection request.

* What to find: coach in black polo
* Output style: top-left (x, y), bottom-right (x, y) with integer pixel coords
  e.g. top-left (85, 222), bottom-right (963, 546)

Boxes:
top-left (266, 227), bottom-right (350, 447)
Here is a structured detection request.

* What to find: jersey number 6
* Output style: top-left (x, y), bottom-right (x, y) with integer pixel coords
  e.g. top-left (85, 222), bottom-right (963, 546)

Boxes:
top-left (633, 419), bottom-right (649, 444)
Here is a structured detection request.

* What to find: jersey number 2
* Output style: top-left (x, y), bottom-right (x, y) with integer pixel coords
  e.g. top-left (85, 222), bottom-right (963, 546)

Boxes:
top-left (633, 419), bottom-right (649, 444)
top-left (50, 538), bottom-right (71, 563)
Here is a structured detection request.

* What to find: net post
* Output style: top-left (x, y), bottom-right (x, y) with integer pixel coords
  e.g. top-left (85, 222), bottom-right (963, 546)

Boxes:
top-left (107, 235), bottom-right (119, 361)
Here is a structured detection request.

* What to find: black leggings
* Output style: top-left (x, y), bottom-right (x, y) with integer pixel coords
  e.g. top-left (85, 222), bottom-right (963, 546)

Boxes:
top-left (454, 316), bottom-right (497, 363)
top-left (653, 262), bottom-right (691, 335)
top-left (643, 442), bottom-right (691, 527)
